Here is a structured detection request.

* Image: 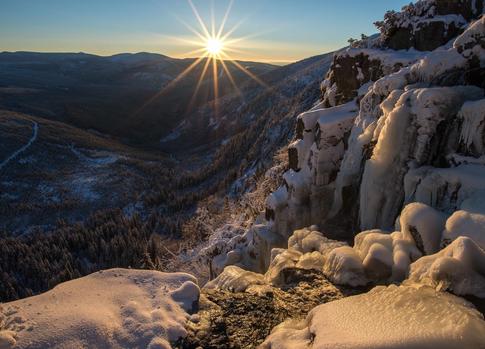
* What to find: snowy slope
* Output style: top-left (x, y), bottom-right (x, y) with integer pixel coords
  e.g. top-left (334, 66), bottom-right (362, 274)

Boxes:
top-left (0, 269), bottom-right (199, 349)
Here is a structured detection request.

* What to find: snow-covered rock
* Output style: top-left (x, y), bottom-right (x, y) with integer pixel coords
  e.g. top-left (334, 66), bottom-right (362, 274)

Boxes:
top-left (261, 284), bottom-right (485, 349)
top-left (323, 228), bottom-right (423, 286)
top-left (377, 0), bottom-right (483, 51)
top-left (442, 210), bottom-right (485, 250)
top-left (322, 245), bottom-right (368, 287)
top-left (459, 99), bottom-right (485, 155)
top-left (399, 202), bottom-right (448, 254)
top-left (208, 227), bottom-right (347, 290)
top-left (322, 49), bottom-right (424, 107)
top-left (407, 236), bottom-right (485, 297)
top-left (207, 2), bottom-right (485, 305)
top-left (404, 164), bottom-right (485, 213)
top-left (0, 269), bottom-right (199, 349)
top-left (288, 227), bottom-right (347, 255)
top-left (360, 86), bottom-right (482, 230)
top-left (204, 265), bottom-right (266, 292)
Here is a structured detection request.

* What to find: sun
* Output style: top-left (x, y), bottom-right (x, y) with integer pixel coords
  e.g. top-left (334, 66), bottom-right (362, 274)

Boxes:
top-left (206, 38), bottom-right (223, 56)
top-left (136, 0), bottom-right (270, 118)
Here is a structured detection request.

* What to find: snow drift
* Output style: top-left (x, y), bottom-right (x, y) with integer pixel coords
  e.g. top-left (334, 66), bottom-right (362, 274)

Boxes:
top-left (0, 269), bottom-right (200, 349)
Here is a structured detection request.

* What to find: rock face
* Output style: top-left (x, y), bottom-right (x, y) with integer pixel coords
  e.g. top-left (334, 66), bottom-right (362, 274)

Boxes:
top-left (208, 3), bottom-right (485, 302)
top-left (436, 0), bottom-right (484, 21)
top-left (321, 50), bottom-right (422, 107)
top-left (323, 53), bottom-right (384, 106)
top-left (379, 0), bottom-right (484, 51)
top-left (385, 18), bottom-right (464, 51)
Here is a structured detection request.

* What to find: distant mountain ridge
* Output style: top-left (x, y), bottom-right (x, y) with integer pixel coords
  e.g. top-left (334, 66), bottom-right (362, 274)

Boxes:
top-left (0, 51), bottom-right (277, 145)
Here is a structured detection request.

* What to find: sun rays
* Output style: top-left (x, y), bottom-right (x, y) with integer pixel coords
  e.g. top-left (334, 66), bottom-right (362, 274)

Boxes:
top-left (137, 0), bottom-right (271, 117)
top-left (181, 0), bottom-right (266, 114)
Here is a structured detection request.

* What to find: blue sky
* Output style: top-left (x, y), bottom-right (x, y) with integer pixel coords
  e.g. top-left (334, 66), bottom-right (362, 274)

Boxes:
top-left (0, 0), bottom-right (411, 63)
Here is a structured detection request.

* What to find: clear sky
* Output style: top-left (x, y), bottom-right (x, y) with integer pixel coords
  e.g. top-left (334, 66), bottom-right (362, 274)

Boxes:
top-left (0, 0), bottom-right (411, 64)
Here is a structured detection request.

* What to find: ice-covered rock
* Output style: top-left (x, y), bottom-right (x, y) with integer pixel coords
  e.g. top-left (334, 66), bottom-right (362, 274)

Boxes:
top-left (204, 265), bottom-right (266, 292)
top-left (261, 284), bottom-right (485, 349)
top-left (209, 227), bottom-right (348, 289)
top-left (441, 210), bottom-right (485, 250)
top-left (407, 236), bottom-right (485, 297)
top-left (399, 202), bottom-right (448, 254)
top-left (404, 164), bottom-right (485, 213)
top-left (360, 86), bottom-right (483, 230)
top-left (454, 15), bottom-right (485, 54)
top-left (331, 17), bottom-right (485, 224)
top-left (207, 1), bottom-right (485, 290)
top-left (322, 49), bottom-right (424, 106)
top-left (265, 249), bottom-right (304, 286)
top-left (459, 99), bottom-right (485, 155)
top-left (0, 269), bottom-right (199, 349)
top-left (288, 227), bottom-right (347, 255)
top-left (323, 245), bottom-right (369, 287)
top-left (323, 227), bottom-right (423, 286)
top-left (265, 228), bottom-right (348, 285)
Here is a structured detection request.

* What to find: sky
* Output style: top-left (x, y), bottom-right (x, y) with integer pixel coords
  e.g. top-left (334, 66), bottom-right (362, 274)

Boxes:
top-left (0, 0), bottom-right (411, 64)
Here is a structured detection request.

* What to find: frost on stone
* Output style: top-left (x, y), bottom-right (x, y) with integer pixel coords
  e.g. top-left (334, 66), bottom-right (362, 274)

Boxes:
top-left (0, 269), bottom-right (199, 349)
top-left (261, 284), bottom-right (485, 349)
top-left (407, 237), bottom-right (485, 297)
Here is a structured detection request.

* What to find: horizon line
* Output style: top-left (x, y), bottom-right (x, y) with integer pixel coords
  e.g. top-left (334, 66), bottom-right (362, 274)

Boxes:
top-left (0, 49), bottom-right (326, 66)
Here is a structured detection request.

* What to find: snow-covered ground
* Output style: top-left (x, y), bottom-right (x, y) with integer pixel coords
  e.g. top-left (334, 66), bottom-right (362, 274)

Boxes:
top-left (0, 269), bottom-right (200, 349)
top-left (261, 284), bottom-right (485, 349)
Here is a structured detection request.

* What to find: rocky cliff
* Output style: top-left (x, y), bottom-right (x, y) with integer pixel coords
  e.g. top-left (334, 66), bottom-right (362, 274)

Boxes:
top-left (200, 3), bottom-right (485, 346)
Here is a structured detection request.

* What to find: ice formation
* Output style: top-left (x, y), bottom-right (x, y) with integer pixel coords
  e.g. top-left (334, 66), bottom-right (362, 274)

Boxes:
top-left (206, 227), bottom-right (347, 290)
top-left (399, 202), bottom-right (448, 254)
top-left (359, 86), bottom-right (483, 230)
top-left (0, 269), bottom-right (200, 349)
top-left (407, 237), bottom-right (485, 297)
top-left (404, 164), bottom-right (485, 212)
top-left (442, 210), bottom-right (485, 250)
top-left (261, 284), bottom-right (485, 349)
top-left (459, 99), bottom-right (485, 154)
top-left (322, 245), bottom-right (368, 287)
top-left (204, 265), bottom-right (266, 292)
top-left (322, 224), bottom-right (423, 286)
